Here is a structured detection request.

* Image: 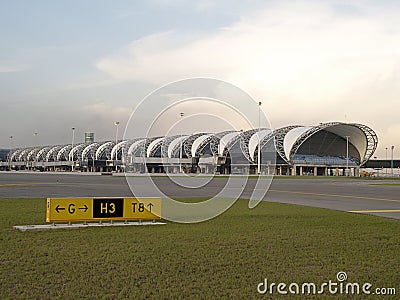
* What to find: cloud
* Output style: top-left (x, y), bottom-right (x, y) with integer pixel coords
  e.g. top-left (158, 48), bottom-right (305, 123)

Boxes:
top-left (0, 65), bottom-right (26, 73)
top-left (96, 0), bottom-right (400, 157)
top-left (96, 30), bottom-right (233, 83)
top-left (78, 103), bottom-right (132, 142)
top-left (82, 103), bottom-right (132, 119)
top-left (97, 1), bottom-right (400, 86)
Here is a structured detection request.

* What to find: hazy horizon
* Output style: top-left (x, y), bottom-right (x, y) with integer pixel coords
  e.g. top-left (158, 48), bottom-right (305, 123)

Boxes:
top-left (1, 0), bottom-right (399, 158)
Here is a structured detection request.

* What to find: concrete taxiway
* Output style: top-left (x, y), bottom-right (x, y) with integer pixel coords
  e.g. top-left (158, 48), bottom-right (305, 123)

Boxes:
top-left (0, 172), bottom-right (399, 220)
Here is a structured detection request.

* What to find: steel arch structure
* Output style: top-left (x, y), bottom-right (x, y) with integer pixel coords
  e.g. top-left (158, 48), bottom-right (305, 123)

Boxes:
top-left (3, 121), bottom-right (378, 174)
top-left (96, 141), bottom-right (115, 160)
top-left (352, 123), bottom-right (379, 165)
top-left (192, 134), bottom-right (219, 157)
top-left (18, 148), bottom-right (33, 162)
top-left (69, 143), bottom-right (87, 161)
top-left (209, 131), bottom-right (236, 156)
top-left (111, 140), bottom-right (129, 160)
top-left (10, 149), bottom-right (23, 162)
top-left (127, 139), bottom-right (146, 157)
top-left (169, 136), bottom-right (190, 158)
top-left (239, 129), bottom-right (260, 163)
top-left (161, 135), bottom-right (181, 158)
top-left (287, 122), bottom-right (378, 166)
top-left (147, 137), bottom-right (165, 157)
top-left (26, 148), bottom-right (39, 161)
top-left (219, 132), bottom-right (242, 157)
top-left (57, 145), bottom-right (72, 161)
top-left (253, 130), bottom-right (277, 163)
top-left (46, 145), bottom-right (63, 162)
top-left (183, 133), bottom-right (208, 158)
top-left (81, 143), bottom-right (100, 161)
top-left (36, 146), bottom-right (51, 162)
top-left (274, 125), bottom-right (302, 164)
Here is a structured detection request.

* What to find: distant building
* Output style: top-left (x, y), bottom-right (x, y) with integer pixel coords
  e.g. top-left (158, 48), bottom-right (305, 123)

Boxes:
top-left (85, 132), bottom-right (95, 144)
top-left (0, 122), bottom-right (380, 175)
top-left (0, 149), bottom-right (10, 161)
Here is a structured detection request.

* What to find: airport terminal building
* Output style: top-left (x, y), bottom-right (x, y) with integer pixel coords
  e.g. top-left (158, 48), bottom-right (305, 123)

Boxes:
top-left (1, 122), bottom-right (378, 176)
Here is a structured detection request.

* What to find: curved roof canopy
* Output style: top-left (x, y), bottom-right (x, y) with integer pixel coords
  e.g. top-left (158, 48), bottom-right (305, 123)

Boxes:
top-left (283, 122), bottom-right (377, 165)
top-left (127, 139), bottom-right (146, 156)
top-left (147, 137), bottom-right (165, 157)
top-left (284, 127), bottom-right (313, 161)
top-left (96, 141), bottom-right (115, 160)
top-left (6, 122), bottom-right (377, 167)
top-left (249, 129), bottom-right (273, 161)
top-left (218, 132), bottom-right (240, 156)
top-left (111, 140), bottom-right (129, 160)
top-left (168, 136), bottom-right (188, 158)
top-left (81, 143), bottom-right (100, 161)
top-left (191, 134), bottom-right (212, 157)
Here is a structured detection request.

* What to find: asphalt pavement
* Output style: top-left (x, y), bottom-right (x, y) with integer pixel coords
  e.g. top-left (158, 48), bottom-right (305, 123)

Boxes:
top-left (0, 171), bottom-right (399, 220)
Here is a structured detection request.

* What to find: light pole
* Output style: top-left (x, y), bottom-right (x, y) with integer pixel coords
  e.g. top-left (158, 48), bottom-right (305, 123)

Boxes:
top-left (179, 112), bottom-right (184, 173)
top-left (345, 135), bottom-right (350, 176)
top-left (391, 145), bottom-right (394, 177)
top-left (34, 132), bottom-right (38, 148)
top-left (71, 127), bottom-right (75, 171)
top-left (258, 101), bottom-right (262, 175)
top-left (114, 121), bottom-right (120, 145)
top-left (91, 152), bottom-right (95, 172)
top-left (34, 132), bottom-right (38, 168)
top-left (385, 147), bottom-right (388, 176)
top-left (114, 122), bottom-right (120, 172)
top-left (8, 136), bottom-right (13, 171)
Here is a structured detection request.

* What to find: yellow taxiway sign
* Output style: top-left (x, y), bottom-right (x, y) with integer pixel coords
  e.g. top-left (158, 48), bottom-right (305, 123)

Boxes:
top-left (46, 197), bottom-right (162, 222)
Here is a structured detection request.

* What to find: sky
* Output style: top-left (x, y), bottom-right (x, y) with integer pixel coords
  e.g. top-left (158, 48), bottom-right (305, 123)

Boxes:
top-left (1, 0), bottom-right (399, 158)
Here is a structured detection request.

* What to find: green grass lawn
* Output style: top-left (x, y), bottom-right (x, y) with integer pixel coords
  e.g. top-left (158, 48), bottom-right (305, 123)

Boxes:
top-left (0, 198), bottom-right (399, 299)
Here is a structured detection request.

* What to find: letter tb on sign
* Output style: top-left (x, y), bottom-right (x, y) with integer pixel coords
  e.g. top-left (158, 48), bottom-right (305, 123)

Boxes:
top-left (93, 198), bottom-right (124, 218)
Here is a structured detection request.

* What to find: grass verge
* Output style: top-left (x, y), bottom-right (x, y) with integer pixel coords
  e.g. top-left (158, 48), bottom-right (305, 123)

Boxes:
top-left (369, 183), bottom-right (400, 186)
top-left (0, 198), bottom-right (399, 299)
